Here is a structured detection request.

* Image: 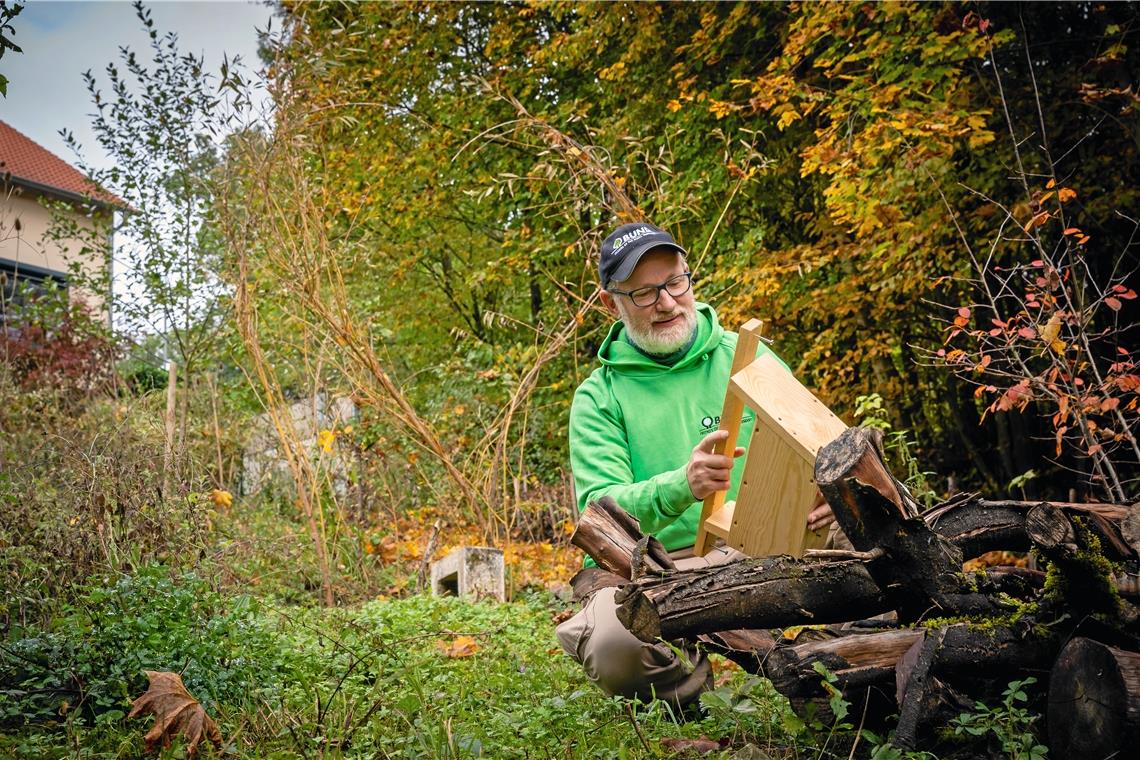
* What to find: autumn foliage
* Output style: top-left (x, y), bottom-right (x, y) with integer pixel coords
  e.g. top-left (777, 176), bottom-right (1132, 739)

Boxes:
top-left (246, 1), bottom-right (1138, 506)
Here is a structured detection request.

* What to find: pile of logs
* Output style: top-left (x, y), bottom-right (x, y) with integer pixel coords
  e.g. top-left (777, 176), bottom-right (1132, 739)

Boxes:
top-left (571, 427), bottom-right (1140, 755)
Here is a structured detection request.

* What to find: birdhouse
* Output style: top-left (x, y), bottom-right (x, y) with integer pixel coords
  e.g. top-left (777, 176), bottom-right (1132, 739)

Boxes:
top-left (695, 320), bottom-right (848, 558)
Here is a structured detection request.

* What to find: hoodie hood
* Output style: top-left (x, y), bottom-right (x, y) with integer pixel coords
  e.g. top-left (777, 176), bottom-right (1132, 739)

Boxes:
top-left (596, 302), bottom-right (723, 376)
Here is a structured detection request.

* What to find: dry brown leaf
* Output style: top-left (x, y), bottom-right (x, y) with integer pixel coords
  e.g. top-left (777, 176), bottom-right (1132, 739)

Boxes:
top-left (128, 670), bottom-right (222, 758)
top-left (437, 634), bottom-right (480, 658)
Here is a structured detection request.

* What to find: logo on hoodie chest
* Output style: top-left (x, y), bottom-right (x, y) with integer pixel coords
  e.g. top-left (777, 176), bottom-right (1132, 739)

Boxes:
top-left (699, 415), bottom-right (721, 435)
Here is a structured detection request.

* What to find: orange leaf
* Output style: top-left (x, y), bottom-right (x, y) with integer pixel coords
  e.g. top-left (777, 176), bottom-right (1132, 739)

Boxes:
top-left (1058, 187), bottom-right (1077, 203)
top-left (128, 671), bottom-right (222, 759)
top-left (437, 635), bottom-right (480, 658)
top-left (208, 489), bottom-right (233, 510)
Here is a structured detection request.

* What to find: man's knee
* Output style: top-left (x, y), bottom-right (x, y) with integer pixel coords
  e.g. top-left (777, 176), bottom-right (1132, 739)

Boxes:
top-left (556, 586), bottom-right (710, 705)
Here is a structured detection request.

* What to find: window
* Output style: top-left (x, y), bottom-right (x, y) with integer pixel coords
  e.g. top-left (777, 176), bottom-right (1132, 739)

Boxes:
top-left (0, 258), bottom-right (68, 318)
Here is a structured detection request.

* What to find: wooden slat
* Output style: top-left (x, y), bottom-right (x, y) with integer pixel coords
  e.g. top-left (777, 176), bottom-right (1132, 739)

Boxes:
top-left (694, 319), bottom-right (764, 556)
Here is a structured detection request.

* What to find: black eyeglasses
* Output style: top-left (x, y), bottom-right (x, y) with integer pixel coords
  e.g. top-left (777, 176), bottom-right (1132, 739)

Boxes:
top-left (607, 272), bottom-right (693, 308)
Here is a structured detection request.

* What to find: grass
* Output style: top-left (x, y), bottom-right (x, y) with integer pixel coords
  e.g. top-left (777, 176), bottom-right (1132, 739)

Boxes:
top-left (0, 584), bottom-right (808, 759)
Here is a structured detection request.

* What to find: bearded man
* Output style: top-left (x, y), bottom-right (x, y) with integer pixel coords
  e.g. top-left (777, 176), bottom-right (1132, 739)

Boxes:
top-left (557, 221), bottom-right (840, 708)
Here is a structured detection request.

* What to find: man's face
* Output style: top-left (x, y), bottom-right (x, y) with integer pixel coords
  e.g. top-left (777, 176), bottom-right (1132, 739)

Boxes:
top-left (601, 249), bottom-right (697, 355)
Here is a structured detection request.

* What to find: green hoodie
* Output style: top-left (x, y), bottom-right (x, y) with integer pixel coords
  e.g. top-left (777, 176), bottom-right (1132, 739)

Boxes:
top-left (569, 302), bottom-right (789, 553)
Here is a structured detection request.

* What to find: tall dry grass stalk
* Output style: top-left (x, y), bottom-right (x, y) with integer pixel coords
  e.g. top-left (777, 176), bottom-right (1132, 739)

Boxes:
top-left (215, 58), bottom-right (644, 549)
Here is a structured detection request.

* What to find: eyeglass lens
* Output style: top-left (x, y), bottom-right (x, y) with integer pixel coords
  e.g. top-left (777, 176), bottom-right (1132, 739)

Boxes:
top-left (630, 273), bottom-right (691, 307)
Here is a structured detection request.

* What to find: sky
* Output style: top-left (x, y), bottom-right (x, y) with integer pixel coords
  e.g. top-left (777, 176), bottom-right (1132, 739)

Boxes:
top-left (2, 0), bottom-right (277, 172)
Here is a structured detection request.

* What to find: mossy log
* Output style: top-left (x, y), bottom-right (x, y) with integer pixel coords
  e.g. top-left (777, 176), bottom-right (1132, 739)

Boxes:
top-left (927, 495), bottom-right (1136, 561)
top-left (814, 427), bottom-right (1001, 621)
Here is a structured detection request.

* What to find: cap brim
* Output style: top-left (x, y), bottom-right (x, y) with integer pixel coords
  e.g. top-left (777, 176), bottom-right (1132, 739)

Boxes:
top-left (608, 240), bottom-right (688, 285)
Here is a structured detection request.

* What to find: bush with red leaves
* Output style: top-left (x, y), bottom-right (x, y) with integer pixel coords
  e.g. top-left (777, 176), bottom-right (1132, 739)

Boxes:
top-left (1, 301), bottom-right (117, 403)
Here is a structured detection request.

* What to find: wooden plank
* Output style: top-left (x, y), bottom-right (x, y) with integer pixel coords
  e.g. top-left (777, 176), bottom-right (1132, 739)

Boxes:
top-left (694, 319), bottom-right (764, 556)
top-left (728, 427), bottom-right (828, 557)
top-left (703, 500), bottom-right (735, 540)
top-left (729, 354), bottom-right (847, 462)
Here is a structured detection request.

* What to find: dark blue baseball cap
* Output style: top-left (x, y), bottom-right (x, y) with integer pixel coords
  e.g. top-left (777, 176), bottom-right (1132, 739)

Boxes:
top-left (599, 222), bottom-right (687, 288)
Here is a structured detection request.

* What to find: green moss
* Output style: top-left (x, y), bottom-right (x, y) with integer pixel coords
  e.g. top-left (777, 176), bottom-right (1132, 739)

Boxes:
top-left (1040, 520), bottom-right (1123, 617)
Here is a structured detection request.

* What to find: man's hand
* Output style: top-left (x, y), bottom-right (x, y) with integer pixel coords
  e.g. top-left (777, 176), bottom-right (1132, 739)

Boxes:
top-left (807, 490), bottom-right (835, 533)
top-left (687, 430), bottom-right (745, 501)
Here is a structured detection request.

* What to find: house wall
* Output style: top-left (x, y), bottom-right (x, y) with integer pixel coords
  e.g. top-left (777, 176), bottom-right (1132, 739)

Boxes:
top-left (0, 187), bottom-right (112, 322)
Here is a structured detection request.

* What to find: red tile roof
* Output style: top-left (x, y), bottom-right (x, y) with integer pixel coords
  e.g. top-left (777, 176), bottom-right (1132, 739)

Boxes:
top-left (0, 119), bottom-right (124, 207)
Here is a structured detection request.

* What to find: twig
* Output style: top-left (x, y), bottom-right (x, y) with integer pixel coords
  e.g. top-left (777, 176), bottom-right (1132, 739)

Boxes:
top-left (623, 702), bottom-right (653, 756)
top-left (847, 686), bottom-right (873, 760)
top-left (802, 547), bottom-right (886, 562)
top-left (416, 519), bottom-right (443, 593)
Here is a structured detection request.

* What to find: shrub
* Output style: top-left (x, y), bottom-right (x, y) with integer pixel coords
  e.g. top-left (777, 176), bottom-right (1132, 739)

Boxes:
top-left (0, 565), bottom-right (281, 727)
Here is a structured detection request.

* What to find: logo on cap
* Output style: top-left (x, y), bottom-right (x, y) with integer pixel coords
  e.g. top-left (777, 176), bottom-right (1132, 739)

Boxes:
top-left (609, 226), bottom-right (655, 254)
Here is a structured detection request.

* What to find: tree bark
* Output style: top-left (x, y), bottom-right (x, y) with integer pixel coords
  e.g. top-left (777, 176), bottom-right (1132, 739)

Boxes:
top-left (926, 495), bottom-right (1136, 561)
top-left (815, 427), bottom-right (999, 621)
top-left (1048, 637), bottom-right (1140, 759)
top-left (570, 496), bottom-right (675, 579)
top-left (764, 624), bottom-right (1055, 700)
top-left (614, 556), bottom-right (890, 642)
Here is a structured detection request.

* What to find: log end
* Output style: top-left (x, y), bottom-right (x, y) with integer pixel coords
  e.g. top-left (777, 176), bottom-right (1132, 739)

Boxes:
top-left (1048, 637), bottom-right (1140, 757)
top-left (613, 585), bottom-right (663, 643)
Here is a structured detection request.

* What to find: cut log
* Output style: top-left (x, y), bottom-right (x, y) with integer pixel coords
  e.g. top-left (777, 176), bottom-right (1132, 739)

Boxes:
top-left (570, 496), bottom-right (675, 578)
top-left (1027, 503), bottom-right (1128, 619)
top-left (614, 556), bottom-right (890, 642)
top-left (926, 495), bottom-right (1136, 561)
top-left (815, 427), bottom-right (999, 621)
top-left (1047, 637), bottom-right (1140, 758)
top-left (764, 624), bottom-right (1055, 700)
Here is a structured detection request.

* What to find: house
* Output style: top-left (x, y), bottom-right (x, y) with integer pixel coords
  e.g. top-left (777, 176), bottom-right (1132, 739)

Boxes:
top-left (0, 119), bottom-right (124, 323)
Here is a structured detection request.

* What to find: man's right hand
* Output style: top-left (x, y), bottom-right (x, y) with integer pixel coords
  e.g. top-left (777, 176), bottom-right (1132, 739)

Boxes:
top-left (687, 430), bottom-right (745, 501)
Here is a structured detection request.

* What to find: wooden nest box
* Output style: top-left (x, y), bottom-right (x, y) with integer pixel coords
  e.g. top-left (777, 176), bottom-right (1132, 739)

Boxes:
top-left (695, 319), bottom-right (847, 558)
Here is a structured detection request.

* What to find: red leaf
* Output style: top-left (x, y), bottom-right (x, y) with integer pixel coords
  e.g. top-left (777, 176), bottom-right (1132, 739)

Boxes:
top-left (1105, 297), bottom-right (1122, 311)
top-left (1101, 397), bottom-right (1120, 412)
top-left (1017, 326), bottom-right (1037, 340)
top-left (957, 307), bottom-right (971, 319)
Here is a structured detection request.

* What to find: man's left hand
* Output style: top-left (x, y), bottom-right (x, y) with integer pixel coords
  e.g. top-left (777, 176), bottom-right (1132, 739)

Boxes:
top-left (807, 491), bottom-right (835, 533)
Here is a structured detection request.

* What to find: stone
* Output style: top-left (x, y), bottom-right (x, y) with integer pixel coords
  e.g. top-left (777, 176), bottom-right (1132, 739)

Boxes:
top-left (430, 546), bottom-right (505, 602)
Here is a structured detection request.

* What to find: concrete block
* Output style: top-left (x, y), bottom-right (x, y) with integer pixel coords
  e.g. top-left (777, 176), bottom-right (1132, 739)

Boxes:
top-left (430, 546), bottom-right (505, 602)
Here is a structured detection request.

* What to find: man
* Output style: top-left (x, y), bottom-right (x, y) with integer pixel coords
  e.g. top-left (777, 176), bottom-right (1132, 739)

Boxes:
top-left (556, 221), bottom-right (838, 708)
